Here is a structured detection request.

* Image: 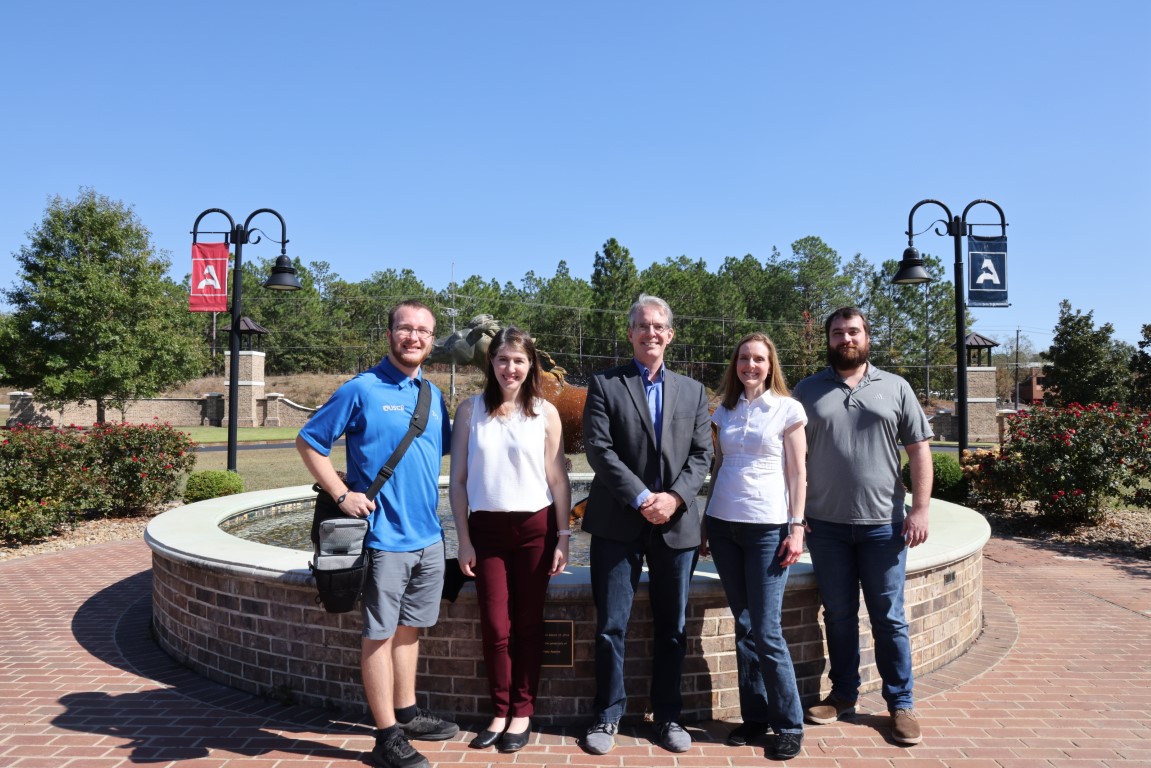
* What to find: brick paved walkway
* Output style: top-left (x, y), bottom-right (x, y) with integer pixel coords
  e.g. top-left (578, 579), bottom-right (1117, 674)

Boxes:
top-left (1, 535), bottom-right (1149, 767)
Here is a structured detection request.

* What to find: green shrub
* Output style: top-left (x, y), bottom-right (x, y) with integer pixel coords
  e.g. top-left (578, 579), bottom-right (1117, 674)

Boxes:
top-left (0, 422), bottom-right (197, 544)
top-left (85, 421), bottom-right (196, 514)
top-left (0, 496), bottom-right (72, 543)
top-left (0, 426), bottom-right (89, 508)
top-left (967, 403), bottom-right (1151, 528)
top-left (184, 470), bottom-right (245, 503)
top-left (963, 448), bottom-right (1027, 512)
top-left (902, 451), bottom-right (966, 502)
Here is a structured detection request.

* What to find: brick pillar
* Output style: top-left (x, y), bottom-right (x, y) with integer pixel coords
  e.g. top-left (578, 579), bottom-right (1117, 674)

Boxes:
top-left (222, 351), bottom-right (266, 428)
top-left (264, 392), bottom-right (284, 427)
top-left (966, 366), bottom-right (998, 445)
top-left (7, 392), bottom-right (34, 428)
top-left (203, 393), bottom-right (225, 427)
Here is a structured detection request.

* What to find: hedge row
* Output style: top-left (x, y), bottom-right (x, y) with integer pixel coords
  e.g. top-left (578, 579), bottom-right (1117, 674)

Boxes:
top-left (0, 422), bottom-right (197, 543)
top-left (964, 403), bottom-right (1151, 528)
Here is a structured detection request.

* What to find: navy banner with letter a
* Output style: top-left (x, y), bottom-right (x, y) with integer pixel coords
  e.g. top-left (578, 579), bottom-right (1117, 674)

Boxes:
top-left (967, 235), bottom-right (1008, 307)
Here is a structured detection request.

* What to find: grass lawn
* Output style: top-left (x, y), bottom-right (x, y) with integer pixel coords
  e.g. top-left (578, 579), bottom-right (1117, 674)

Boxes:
top-left (193, 445), bottom-right (593, 493)
top-left (182, 426), bottom-right (301, 444)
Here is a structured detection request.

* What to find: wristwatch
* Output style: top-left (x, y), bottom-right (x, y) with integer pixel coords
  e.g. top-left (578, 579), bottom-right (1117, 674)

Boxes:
top-left (788, 517), bottom-right (805, 527)
top-left (336, 491), bottom-right (349, 505)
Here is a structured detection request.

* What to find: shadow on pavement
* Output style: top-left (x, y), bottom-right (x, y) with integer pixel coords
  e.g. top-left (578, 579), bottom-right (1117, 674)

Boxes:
top-left (53, 569), bottom-right (371, 764)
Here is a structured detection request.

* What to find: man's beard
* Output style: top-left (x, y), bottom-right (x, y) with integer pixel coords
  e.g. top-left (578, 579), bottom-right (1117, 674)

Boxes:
top-left (394, 345), bottom-right (431, 368)
top-left (828, 342), bottom-right (870, 370)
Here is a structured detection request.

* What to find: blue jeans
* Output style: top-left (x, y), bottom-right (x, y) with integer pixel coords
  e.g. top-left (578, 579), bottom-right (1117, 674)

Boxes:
top-left (589, 530), bottom-right (696, 723)
top-left (706, 517), bottom-right (803, 734)
top-left (805, 517), bottom-right (913, 710)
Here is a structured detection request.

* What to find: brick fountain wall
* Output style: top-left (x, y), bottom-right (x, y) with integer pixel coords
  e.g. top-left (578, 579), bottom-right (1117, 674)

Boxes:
top-left (147, 489), bottom-right (989, 724)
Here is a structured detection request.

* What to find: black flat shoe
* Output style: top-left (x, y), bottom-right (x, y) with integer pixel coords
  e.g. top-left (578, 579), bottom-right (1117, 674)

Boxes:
top-left (498, 722), bottom-right (531, 753)
top-left (468, 729), bottom-right (501, 749)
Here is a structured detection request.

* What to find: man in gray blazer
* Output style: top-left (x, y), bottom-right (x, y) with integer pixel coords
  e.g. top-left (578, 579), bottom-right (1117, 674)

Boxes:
top-left (579, 294), bottom-right (713, 755)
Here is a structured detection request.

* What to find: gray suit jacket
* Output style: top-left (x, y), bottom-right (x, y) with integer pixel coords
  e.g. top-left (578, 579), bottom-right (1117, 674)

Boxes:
top-left (581, 362), bottom-right (713, 549)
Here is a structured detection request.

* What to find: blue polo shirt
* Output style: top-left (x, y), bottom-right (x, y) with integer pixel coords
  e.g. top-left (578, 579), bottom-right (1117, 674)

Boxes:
top-left (298, 357), bottom-right (451, 552)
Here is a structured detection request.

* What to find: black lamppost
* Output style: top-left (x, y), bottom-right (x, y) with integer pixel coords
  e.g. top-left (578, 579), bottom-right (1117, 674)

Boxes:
top-left (192, 208), bottom-right (301, 471)
top-left (923, 281), bottom-right (932, 406)
top-left (891, 199), bottom-right (1007, 456)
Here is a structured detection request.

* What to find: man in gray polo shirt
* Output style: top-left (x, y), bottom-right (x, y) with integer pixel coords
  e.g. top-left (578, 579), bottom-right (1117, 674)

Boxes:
top-left (791, 307), bottom-right (933, 747)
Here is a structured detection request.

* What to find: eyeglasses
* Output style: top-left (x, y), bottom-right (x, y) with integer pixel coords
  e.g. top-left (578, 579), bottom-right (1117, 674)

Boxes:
top-left (631, 323), bottom-right (670, 334)
top-left (391, 326), bottom-right (435, 340)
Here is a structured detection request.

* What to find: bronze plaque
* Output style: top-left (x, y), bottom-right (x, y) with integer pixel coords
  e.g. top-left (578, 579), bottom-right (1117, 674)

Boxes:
top-left (541, 620), bottom-right (574, 668)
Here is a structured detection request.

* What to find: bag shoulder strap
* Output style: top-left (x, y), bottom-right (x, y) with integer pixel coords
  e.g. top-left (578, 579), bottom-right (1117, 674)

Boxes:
top-left (364, 378), bottom-right (433, 499)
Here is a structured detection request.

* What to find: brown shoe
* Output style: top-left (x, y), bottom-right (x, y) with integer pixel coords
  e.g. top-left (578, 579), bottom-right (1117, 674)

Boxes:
top-left (804, 695), bottom-right (856, 725)
top-left (891, 708), bottom-right (922, 745)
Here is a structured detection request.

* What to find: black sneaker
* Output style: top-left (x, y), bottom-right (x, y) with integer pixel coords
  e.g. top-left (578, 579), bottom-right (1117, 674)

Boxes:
top-left (368, 730), bottom-right (429, 768)
top-left (726, 721), bottom-right (769, 746)
top-left (397, 708), bottom-right (460, 741)
top-left (774, 731), bottom-right (804, 760)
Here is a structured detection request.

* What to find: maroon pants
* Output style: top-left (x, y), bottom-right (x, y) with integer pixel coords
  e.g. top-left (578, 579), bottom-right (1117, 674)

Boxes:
top-left (469, 506), bottom-right (557, 717)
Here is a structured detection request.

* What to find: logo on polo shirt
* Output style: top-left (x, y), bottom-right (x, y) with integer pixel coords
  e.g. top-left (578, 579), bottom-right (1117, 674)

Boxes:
top-left (382, 405), bottom-right (407, 413)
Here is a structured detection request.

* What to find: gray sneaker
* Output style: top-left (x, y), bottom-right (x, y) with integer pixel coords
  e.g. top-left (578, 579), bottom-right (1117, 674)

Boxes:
top-left (655, 721), bottom-right (691, 753)
top-left (582, 721), bottom-right (618, 755)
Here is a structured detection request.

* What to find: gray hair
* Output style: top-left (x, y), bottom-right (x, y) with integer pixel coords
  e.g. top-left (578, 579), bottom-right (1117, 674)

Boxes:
top-left (628, 293), bottom-right (674, 329)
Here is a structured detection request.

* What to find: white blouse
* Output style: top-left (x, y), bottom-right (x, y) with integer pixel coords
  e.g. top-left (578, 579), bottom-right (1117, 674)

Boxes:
top-left (464, 395), bottom-right (553, 512)
top-left (707, 391), bottom-right (807, 524)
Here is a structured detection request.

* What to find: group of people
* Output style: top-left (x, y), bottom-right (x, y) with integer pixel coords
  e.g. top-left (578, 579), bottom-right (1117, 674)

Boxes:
top-left (296, 295), bottom-right (934, 768)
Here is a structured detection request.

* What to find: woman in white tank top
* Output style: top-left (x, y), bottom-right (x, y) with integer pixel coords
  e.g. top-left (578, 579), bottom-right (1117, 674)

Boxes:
top-left (448, 327), bottom-right (571, 753)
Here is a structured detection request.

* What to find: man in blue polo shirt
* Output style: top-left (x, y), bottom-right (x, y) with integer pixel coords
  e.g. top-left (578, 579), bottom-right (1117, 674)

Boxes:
top-left (297, 299), bottom-right (456, 768)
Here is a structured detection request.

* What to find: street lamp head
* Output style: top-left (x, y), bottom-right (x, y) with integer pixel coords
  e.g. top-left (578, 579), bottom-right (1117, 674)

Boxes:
top-left (263, 254), bottom-right (302, 291)
top-left (891, 246), bottom-right (933, 284)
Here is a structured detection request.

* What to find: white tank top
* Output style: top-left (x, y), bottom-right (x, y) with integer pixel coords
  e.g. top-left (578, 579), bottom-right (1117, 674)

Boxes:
top-left (464, 395), bottom-right (553, 512)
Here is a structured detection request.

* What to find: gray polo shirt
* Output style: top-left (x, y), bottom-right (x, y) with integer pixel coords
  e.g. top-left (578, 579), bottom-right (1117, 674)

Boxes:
top-left (792, 364), bottom-right (933, 525)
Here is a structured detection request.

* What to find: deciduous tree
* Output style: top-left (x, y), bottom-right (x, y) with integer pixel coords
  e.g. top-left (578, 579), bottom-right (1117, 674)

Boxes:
top-left (1130, 324), bottom-right (1151, 409)
top-left (3, 189), bottom-right (205, 423)
top-left (0, 312), bottom-right (13, 382)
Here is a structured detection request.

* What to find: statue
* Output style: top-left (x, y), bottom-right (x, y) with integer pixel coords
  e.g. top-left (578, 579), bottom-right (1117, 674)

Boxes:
top-left (430, 315), bottom-right (586, 453)
top-left (430, 314), bottom-right (501, 369)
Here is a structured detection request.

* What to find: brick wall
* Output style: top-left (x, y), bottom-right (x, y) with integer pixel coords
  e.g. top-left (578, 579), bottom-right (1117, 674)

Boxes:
top-left (7, 390), bottom-right (315, 429)
top-left (150, 500), bottom-right (986, 724)
top-left (7, 392), bottom-right (213, 427)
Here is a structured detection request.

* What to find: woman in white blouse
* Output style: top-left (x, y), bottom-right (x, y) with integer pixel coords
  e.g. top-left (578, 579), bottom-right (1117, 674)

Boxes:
top-left (449, 327), bottom-right (571, 753)
top-left (701, 332), bottom-right (807, 760)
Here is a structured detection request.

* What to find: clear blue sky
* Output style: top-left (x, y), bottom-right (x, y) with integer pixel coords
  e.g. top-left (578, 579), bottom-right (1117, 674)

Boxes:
top-left (2, 1), bottom-right (1148, 352)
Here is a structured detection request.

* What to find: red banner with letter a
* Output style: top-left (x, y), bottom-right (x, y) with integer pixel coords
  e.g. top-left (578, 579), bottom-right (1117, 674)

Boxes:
top-left (190, 243), bottom-right (229, 312)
